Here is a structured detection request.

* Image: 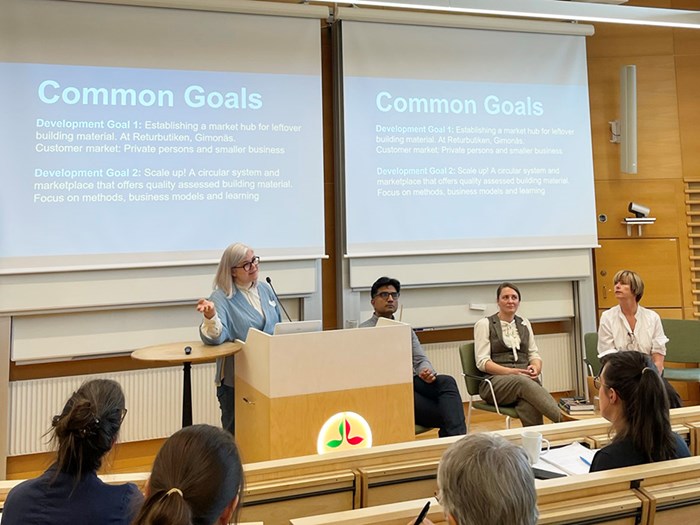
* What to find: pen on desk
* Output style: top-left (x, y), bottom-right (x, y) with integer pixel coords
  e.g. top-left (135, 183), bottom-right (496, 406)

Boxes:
top-left (414, 500), bottom-right (431, 525)
top-left (579, 455), bottom-right (591, 466)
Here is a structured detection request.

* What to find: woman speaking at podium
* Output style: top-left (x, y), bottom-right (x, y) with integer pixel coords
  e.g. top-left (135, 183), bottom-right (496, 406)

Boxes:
top-left (197, 243), bottom-right (282, 434)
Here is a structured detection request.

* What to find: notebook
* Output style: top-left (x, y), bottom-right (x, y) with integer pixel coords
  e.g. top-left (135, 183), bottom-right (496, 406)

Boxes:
top-left (533, 442), bottom-right (598, 476)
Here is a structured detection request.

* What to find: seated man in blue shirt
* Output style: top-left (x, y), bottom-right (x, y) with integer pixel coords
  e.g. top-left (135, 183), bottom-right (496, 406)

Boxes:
top-left (361, 276), bottom-right (466, 437)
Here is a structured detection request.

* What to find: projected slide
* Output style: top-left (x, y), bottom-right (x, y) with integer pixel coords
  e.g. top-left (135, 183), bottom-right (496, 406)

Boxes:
top-left (341, 21), bottom-right (597, 256)
top-left (0, 1), bottom-right (324, 272)
top-left (0, 63), bottom-right (323, 268)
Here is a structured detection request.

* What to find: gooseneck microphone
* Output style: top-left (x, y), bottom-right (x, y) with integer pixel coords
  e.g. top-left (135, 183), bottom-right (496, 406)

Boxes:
top-left (266, 276), bottom-right (293, 322)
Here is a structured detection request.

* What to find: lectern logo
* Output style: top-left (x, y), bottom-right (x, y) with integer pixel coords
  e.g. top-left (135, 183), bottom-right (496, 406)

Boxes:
top-left (317, 411), bottom-right (372, 454)
top-left (326, 419), bottom-right (363, 448)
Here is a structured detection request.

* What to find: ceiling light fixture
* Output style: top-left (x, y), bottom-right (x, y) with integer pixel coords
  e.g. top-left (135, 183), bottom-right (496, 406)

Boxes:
top-left (334, 0), bottom-right (700, 29)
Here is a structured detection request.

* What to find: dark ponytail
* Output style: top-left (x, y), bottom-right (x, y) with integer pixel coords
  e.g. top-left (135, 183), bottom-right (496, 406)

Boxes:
top-left (600, 352), bottom-right (677, 462)
top-left (131, 424), bottom-right (243, 525)
top-left (50, 379), bottom-right (126, 482)
top-left (131, 488), bottom-right (192, 525)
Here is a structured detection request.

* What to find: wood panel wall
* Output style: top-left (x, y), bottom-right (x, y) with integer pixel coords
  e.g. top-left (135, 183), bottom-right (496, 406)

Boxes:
top-left (587, 1), bottom-right (700, 404)
top-left (588, 0), bottom-right (700, 322)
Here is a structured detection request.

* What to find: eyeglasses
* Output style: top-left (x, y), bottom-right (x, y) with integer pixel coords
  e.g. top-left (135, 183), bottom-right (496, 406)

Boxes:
top-left (593, 375), bottom-right (610, 390)
top-left (375, 291), bottom-right (400, 300)
top-left (119, 408), bottom-right (128, 423)
top-left (233, 256), bottom-right (260, 272)
top-left (434, 489), bottom-right (442, 505)
top-left (625, 331), bottom-right (638, 351)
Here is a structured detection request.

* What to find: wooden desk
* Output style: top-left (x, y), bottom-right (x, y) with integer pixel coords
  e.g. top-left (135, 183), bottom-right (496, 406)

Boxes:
top-left (132, 341), bottom-right (240, 427)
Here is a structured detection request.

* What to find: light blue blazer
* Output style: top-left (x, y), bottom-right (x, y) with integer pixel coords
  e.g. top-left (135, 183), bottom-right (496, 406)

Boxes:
top-left (200, 282), bottom-right (281, 386)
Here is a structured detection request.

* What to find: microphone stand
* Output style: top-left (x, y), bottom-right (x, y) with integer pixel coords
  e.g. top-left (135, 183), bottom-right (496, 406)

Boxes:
top-left (266, 276), bottom-right (293, 322)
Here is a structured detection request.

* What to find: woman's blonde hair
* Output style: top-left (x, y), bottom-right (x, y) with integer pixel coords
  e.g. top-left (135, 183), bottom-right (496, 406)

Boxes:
top-left (613, 269), bottom-right (645, 302)
top-left (213, 243), bottom-right (252, 297)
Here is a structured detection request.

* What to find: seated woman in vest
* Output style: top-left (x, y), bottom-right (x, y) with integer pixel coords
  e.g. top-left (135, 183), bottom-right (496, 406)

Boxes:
top-left (131, 424), bottom-right (243, 525)
top-left (589, 351), bottom-right (690, 472)
top-left (2, 379), bottom-right (142, 525)
top-left (473, 282), bottom-right (561, 426)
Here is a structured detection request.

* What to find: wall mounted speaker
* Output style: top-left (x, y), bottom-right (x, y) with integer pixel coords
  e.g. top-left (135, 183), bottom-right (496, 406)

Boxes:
top-left (620, 64), bottom-right (637, 174)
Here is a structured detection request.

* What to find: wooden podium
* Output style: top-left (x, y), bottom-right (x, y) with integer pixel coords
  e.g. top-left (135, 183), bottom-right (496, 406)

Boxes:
top-left (235, 320), bottom-right (415, 462)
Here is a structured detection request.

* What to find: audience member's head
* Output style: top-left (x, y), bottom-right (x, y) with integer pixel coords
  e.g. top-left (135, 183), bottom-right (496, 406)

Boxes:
top-left (50, 378), bottom-right (126, 480)
top-left (437, 433), bottom-right (537, 525)
top-left (598, 351), bottom-right (678, 461)
top-left (132, 424), bottom-right (244, 525)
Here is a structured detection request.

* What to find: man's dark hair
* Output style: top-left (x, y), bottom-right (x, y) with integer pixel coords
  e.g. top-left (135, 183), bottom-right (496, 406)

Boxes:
top-left (370, 276), bottom-right (401, 298)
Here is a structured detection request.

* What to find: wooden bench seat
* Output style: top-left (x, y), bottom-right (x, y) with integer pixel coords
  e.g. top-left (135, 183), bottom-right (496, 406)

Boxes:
top-left (587, 423), bottom-right (691, 449)
top-left (240, 470), bottom-right (357, 525)
top-left (636, 458), bottom-right (700, 524)
top-left (540, 455), bottom-right (700, 525)
top-left (291, 456), bottom-right (700, 525)
top-left (358, 459), bottom-right (439, 507)
top-left (4, 407), bottom-right (700, 524)
top-left (289, 497), bottom-right (448, 525)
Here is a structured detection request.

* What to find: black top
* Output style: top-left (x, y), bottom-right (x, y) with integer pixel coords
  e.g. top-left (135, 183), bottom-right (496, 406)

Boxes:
top-left (2, 465), bottom-right (143, 525)
top-left (589, 433), bottom-right (691, 472)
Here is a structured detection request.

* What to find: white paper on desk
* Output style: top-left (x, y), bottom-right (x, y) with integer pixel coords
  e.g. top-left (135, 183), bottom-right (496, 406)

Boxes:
top-left (532, 458), bottom-right (567, 476)
top-left (536, 442), bottom-right (598, 476)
